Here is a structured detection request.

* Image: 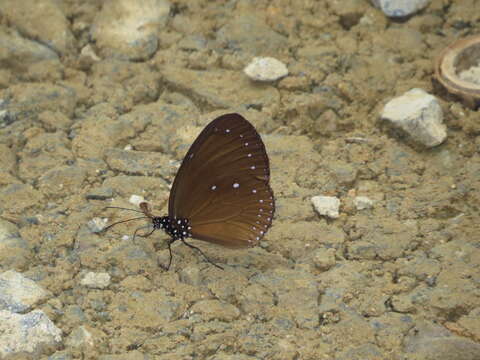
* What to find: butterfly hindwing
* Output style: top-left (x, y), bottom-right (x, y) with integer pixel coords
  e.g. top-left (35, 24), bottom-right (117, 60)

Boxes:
top-left (169, 113), bottom-right (274, 248)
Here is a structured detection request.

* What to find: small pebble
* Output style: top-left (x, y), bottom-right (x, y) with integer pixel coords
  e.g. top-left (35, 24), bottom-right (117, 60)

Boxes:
top-left (354, 196), bottom-right (374, 210)
top-left (381, 88), bottom-right (446, 148)
top-left (66, 326), bottom-right (95, 348)
top-left (244, 57), bottom-right (288, 82)
top-left (129, 194), bottom-right (145, 206)
top-left (312, 248), bottom-right (336, 271)
top-left (80, 272), bottom-right (111, 289)
top-left (311, 196), bottom-right (340, 219)
top-left (371, 0), bottom-right (430, 18)
top-left (87, 217), bottom-right (108, 233)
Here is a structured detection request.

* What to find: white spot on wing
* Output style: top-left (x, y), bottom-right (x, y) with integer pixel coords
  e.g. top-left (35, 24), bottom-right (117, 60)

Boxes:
top-left (211, 185), bottom-right (217, 190)
top-left (233, 183), bottom-right (240, 188)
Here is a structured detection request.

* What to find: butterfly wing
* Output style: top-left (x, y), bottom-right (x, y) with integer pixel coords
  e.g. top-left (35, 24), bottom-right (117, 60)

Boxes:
top-left (169, 113), bottom-right (274, 248)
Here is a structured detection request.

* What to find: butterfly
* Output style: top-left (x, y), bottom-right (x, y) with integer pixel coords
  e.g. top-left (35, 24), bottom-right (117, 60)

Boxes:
top-left (104, 113), bottom-right (275, 270)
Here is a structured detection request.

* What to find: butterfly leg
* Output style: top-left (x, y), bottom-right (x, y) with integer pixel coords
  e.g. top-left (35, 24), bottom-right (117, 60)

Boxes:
top-left (132, 225), bottom-right (155, 245)
top-left (181, 239), bottom-right (224, 270)
top-left (159, 239), bottom-right (174, 271)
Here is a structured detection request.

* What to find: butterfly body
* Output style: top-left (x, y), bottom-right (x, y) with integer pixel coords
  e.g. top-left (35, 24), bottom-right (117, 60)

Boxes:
top-left (152, 216), bottom-right (191, 240)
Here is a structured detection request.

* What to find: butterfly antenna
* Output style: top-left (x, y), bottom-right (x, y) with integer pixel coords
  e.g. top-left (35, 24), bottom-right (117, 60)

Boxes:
top-left (104, 206), bottom-right (145, 214)
top-left (181, 239), bottom-right (224, 270)
top-left (103, 216), bottom-right (149, 232)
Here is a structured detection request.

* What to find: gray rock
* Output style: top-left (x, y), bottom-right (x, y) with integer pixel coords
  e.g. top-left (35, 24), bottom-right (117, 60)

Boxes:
top-left (0, 219), bottom-right (32, 268)
top-left (80, 272), bottom-right (111, 289)
top-left (179, 266), bottom-right (202, 286)
top-left (372, 0), bottom-right (430, 18)
top-left (0, 309), bottom-right (62, 359)
top-left (252, 269), bottom-right (319, 329)
top-left (330, 162), bottom-right (358, 186)
top-left (98, 351), bottom-right (150, 360)
top-left (404, 321), bottom-right (480, 360)
top-left (37, 165), bottom-right (87, 199)
top-left (104, 148), bottom-right (175, 178)
top-left (0, 28), bottom-right (59, 73)
top-left (85, 186), bottom-right (114, 200)
top-left (391, 294), bottom-right (416, 313)
top-left (102, 175), bottom-right (169, 199)
top-left (91, 0), bottom-right (171, 60)
top-left (0, 270), bottom-right (50, 313)
top-left (338, 344), bottom-right (384, 360)
top-left (237, 283), bottom-right (274, 317)
top-left (48, 351), bottom-right (73, 360)
top-left (0, 144), bottom-right (16, 173)
top-left (161, 66), bottom-right (280, 110)
top-left (2, 0), bottom-right (75, 55)
top-left (217, 15), bottom-right (287, 55)
top-left (244, 57), bottom-right (288, 82)
top-left (0, 184), bottom-right (45, 214)
top-left (63, 305), bottom-right (87, 327)
top-left (65, 326), bottom-right (94, 349)
top-left (347, 218), bottom-right (417, 260)
top-left (381, 88), bottom-right (446, 147)
top-left (312, 248), bottom-right (337, 270)
top-left (189, 299), bottom-right (240, 322)
top-left (311, 195), bottom-right (340, 219)
top-left (2, 83), bottom-right (76, 121)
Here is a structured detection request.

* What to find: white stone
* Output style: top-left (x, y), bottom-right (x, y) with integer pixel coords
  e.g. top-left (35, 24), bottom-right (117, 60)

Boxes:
top-left (372, 0), bottom-right (430, 18)
top-left (91, 0), bottom-right (171, 60)
top-left (87, 217), bottom-right (108, 233)
top-left (79, 44), bottom-right (100, 62)
top-left (354, 196), bottom-right (374, 210)
top-left (311, 196), bottom-right (340, 219)
top-left (381, 88), bottom-right (446, 147)
top-left (81, 272), bottom-right (111, 289)
top-left (129, 194), bottom-right (145, 206)
top-left (0, 310), bottom-right (62, 358)
top-left (0, 270), bottom-right (50, 313)
top-left (244, 57), bottom-right (288, 82)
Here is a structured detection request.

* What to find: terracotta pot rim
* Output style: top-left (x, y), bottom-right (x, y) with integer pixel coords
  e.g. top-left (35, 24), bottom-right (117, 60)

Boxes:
top-left (434, 34), bottom-right (480, 109)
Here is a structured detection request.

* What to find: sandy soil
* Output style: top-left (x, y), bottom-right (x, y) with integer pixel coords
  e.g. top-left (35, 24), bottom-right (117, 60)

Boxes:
top-left (0, 0), bottom-right (479, 359)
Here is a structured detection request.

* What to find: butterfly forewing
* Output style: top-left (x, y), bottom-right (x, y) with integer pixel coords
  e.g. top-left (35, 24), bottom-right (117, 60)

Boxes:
top-left (169, 113), bottom-right (274, 248)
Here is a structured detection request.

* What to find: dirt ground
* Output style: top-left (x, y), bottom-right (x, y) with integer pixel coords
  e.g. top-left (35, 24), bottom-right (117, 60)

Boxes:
top-left (0, 0), bottom-right (479, 359)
